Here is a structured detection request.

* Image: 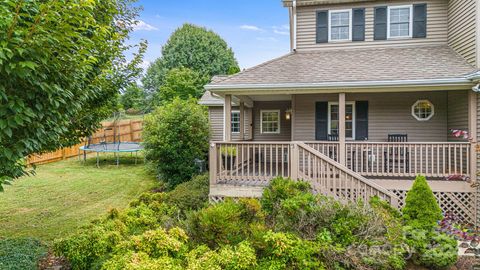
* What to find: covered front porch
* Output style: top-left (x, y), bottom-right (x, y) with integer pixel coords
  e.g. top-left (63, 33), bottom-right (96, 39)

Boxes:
top-left (208, 89), bottom-right (478, 222)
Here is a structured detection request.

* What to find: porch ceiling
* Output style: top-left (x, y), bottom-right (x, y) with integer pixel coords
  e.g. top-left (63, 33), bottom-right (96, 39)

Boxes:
top-left (205, 45), bottom-right (476, 94)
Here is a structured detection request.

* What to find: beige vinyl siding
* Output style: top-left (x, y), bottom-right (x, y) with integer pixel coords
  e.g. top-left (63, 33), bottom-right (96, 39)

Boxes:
top-left (447, 91), bottom-right (468, 141)
top-left (296, 0), bottom-right (448, 50)
top-left (253, 101), bottom-right (292, 141)
top-left (293, 92), bottom-right (451, 142)
top-left (447, 0), bottom-right (477, 66)
top-left (208, 106), bottom-right (252, 141)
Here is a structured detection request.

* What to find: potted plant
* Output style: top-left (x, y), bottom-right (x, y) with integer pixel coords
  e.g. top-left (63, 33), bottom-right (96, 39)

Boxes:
top-left (222, 146), bottom-right (237, 170)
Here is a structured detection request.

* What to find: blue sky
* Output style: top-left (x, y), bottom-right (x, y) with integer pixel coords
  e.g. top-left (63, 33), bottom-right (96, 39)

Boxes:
top-left (128, 0), bottom-right (291, 70)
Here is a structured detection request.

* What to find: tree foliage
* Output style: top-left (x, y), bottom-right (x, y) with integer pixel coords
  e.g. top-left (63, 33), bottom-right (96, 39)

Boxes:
top-left (142, 23), bottom-right (239, 98)
top-left (120, 83), bottom-right (146, 111)
top-left (153, 67), bottom-right (205, 106)
top-left (143, 98), bottom-right (210, 187)
top-left (0, 0), bottom-right (145, 186)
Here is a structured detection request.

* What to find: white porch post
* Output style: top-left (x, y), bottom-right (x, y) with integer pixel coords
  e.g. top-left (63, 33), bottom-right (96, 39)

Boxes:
top-left (339, 93), bottom-right (346, 165)
top-left (468, 90), bottom-right (477, 183)
top-left (224, 94), bottom-right (232, 142)
top-left (239, 101), bottom-right (245, 141)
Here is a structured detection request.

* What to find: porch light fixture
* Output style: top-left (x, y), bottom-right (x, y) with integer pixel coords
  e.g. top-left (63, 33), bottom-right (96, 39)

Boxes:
top-left (411, 99), bottom-right (434, 121)
top-left (285, 108), bottom-right (292, 120)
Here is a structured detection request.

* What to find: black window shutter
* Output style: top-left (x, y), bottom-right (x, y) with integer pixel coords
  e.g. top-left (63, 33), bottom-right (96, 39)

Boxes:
top-left (315, 102), bottom-right (328, 140)
top-left (316, 10), bottom-right (329, 43)
top-left (355, 101), bottom-right (368, 141)
top-left (374, 6), bottom-right (387, 40)
top-left (413, 4), bottom-right (427, 38)
top-left (352, 8), bottom-right (365, 41)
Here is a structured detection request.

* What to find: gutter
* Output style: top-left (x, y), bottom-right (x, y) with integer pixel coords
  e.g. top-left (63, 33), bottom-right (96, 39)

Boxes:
top-left (205, 78), bottom-right (473, 92)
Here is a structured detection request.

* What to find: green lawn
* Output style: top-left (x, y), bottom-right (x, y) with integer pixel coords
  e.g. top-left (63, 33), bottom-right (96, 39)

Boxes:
top-left (0, 155), bottom-right (157, 242)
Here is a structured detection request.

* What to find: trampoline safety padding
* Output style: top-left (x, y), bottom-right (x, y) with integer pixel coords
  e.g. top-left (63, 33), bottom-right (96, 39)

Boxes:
top-left (80, 142), bottom-right (144, 167)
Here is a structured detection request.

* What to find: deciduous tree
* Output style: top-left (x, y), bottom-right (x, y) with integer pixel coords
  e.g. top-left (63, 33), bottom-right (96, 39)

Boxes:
top-left (0, 0), bottom-right (145, 188)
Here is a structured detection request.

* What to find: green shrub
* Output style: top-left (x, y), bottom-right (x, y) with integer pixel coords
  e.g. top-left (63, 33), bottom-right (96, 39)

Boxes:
top-left (101, 251), bottom-right (181, 270)
top-left (0, 238), bottom-right (48, 270)
top-left (143, 98), bottom-right (210, 188)
top-left (402, 175), bottom-right (442, 230)
top-left (164, 173), bottom-right (209, 215)
top-left (187, 198), bottom-right (265, 248)
top-left (186, 242), bottom-right (257, 270)
top-left (404, 226), bottom-right (457, 269)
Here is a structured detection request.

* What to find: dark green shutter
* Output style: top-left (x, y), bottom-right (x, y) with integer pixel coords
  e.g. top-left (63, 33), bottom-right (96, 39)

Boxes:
top-left (355, 101), bottom-right (368, 141)
top-left (413, 4), bottom-right (427, 38)
top-left (352, 8), bottom-right (365, 41)
top-left (316, 10), bottom-right (329, 43)
top-left (374, 6), bottom-right (387, 40)
top-left (315, 102), bottom-right (328, 140)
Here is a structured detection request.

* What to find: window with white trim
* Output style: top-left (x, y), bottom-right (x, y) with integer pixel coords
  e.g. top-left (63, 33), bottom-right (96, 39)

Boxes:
top-left (261, 110), bottom-right (280, 134)
top-left (231, 111), bottom-right (240, 133)
top-left (329, 10), bottom-right (351, 41)
top-left (388, 5), bottom-right (412, 38)
top-left (328, 102), bottom-right (355, 139)
top-left (411, 100), bottom-right (434, 121)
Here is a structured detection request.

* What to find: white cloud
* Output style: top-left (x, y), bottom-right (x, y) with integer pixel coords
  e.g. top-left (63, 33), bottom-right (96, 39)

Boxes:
top-left (240, 25), bottom-right (264, 31)
top-left (272, 24), bottom-right (290, 35)
top-left (256, 37), bottom-right (278, 42)
top-left (133, 20), bottom-right (158, 31)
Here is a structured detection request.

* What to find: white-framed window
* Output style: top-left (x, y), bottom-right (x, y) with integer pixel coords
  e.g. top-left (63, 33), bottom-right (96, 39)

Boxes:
top-left (260, 110), bottom-right (280, 134)
top-left (328, 102), bottom-right (355, 139)
top-left (231, 111), bottom-right (240, 133)
top-left (387, 5), bottom-right (413, 39)
top-left (329, 9), bottom-right (352, 41)
top-left (411, 100), bottom-right (434, 121)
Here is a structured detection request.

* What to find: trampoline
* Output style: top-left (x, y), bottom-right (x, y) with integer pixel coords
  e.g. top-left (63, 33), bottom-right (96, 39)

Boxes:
top-left (79, 112), bottom-right (144, 167)
top-left (80, 142), bottom-right (144, 167)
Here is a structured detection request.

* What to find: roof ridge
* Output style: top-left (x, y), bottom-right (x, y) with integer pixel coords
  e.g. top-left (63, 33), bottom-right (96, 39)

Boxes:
top-left (208, 51), bottom-right (296, 85)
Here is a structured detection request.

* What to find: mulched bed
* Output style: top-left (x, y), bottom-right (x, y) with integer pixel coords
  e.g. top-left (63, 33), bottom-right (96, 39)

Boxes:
top-left (38, 251), bottom-right (70, 270)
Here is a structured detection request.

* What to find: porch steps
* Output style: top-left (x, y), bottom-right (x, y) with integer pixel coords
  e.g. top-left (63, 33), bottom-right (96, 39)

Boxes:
top-left (296, 143), bottom-right (400, 207)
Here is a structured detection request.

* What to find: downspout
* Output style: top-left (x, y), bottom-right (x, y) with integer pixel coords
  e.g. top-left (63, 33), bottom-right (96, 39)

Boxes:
top-left (293, 0), bottom-right (297, 51)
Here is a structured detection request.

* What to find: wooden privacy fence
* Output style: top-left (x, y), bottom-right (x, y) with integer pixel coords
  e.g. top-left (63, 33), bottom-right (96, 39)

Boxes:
top-left (26, 119), bottom-right (143, 165)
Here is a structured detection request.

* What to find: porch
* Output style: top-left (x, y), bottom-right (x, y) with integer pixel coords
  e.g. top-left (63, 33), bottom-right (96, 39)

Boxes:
top-left (207, 90), bottom-right (478, 222)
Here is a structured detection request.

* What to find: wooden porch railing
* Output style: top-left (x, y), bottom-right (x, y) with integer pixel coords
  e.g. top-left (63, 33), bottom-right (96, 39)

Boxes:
top-left (209, 141), bottom-right (399, 206)
top-left (304, 141), bottom-right (471, 179)
top-left (345, 142), bottom-right (470, 179)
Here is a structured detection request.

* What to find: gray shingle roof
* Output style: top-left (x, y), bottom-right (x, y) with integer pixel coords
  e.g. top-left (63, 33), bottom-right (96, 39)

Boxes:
top-left (206, 45), bottom-right (476, 88)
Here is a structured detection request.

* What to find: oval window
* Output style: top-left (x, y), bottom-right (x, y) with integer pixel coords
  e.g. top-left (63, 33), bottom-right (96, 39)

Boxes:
top-left (411, 100), bottom-right (434, 121)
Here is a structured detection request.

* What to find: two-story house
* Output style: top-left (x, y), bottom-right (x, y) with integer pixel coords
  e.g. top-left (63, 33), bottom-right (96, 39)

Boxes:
top-left (200, 0), bottom-right (480, 224)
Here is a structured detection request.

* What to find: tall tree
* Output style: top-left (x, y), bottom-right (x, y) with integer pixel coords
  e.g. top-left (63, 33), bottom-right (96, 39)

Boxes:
top-left (152, 67), bottom-right (205, 106)
top-left (142, 23), bottom-right (239, 98)
top-left (0, 0), bottom-right (145, 188)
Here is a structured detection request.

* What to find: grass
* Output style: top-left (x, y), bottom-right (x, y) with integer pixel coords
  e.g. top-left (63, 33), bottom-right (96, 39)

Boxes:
top-left (0, 154), bottom-right (157, 242)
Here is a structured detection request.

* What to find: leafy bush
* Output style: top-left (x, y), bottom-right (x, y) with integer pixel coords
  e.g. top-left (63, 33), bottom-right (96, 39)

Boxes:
top-left (55, 174), bottom-right (208, 270)
top-left (0, 238), bottom-right (48, 270)
top-left (57, 177), bottom-right (411, 270)
top-left (187, 198), bottom-right (266, 248)
top-left (143, 98), bottom-right (210, 187)
top-left (164, 173), bottom-right (209, 215)
top-left (404, 226), bottom-right (458, 269)
top-left (402, 175), bottom-right (442, 230)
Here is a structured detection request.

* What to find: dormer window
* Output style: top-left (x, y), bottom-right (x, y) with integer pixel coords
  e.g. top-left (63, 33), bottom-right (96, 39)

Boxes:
top-left (387, 5), bottom-right (413, 38)
top-left (329, 10), bottom-right (351, 41)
